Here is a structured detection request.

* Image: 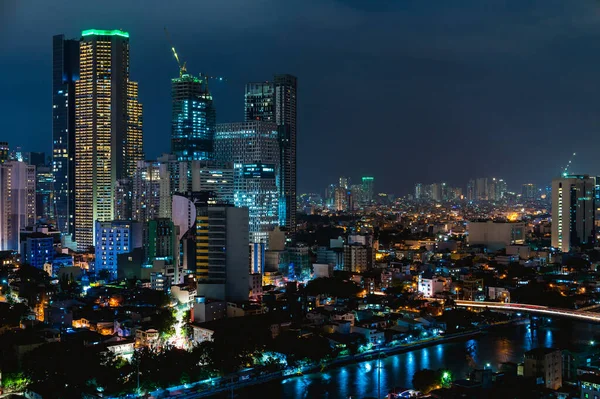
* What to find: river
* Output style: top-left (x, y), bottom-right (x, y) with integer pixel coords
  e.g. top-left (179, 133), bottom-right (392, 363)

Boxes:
top-left (208, 319), bottom-right (600, 398)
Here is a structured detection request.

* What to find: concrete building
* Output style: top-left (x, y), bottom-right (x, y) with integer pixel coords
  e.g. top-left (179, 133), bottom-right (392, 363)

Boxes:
top-left (0, 161), bottom-right (36, 251)
top-left (20, 233), bottom-right (55, 269)
top-left (174, 193), bottom-right (249, 301)
top-left (551, 175), bottom-right (596, 252)
top-left (94, 221), bottom-right (143, 278)
top-left (467, 220), bottom-right (526, 251)
top-left (343, 244), bottom-right (369, 273)
top-left (524, 347), bottom-right (562, 390)
top-left (418, 275), bottom-right (451, 298)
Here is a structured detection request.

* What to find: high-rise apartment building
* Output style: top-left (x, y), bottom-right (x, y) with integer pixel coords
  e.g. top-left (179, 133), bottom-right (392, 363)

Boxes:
top-left (52, 34), bottom-right (79, 235)
top-left (0, 161), bottom-right (36, 251)
top-left (245, 75), bottom-right (297, 234)
top-left (171, 73), bottom-right (216, 161)
top-left (552, 175), bottom-right (596, 252)
top-left (74, 29), bottom-right (143, 251)
top-left (215, 121), bottom-right (280, 244)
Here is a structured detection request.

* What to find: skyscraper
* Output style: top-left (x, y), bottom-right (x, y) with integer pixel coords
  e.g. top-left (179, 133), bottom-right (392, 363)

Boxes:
top-left (0, 161), bottom-right (36, 251)
top-left (52, 34), bottom-right (79, 235)
top-left (215, 121), bottom-right (280, 244)
top-left (171, 73), bottom-right (216, 161)
top-left (245, 82), bottom-right (275, 122)
top-left (245, 74), bottom-right (297, 234)
top-left (74, 29), bottom-right (143, 251)
top-left (361, 177), bottom-right (374, 205)
top-left (551, 175), bottom-right (596, 252)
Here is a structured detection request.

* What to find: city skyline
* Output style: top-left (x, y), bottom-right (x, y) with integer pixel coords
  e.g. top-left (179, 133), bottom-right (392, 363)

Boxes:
top-left (6, 1), bottom-right (600, 194)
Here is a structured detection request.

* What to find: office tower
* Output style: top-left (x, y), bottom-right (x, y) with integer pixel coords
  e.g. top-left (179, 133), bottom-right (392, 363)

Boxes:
top-left (467, 179), bottom-right (475, 201)
top-left (195, 162), bottom-right (234, 205)
top-left (36, 164), bottom-right (55, 222)
top-left (339, 176), bottom-right (349, 190)
top-left (0, 142), bottom-right (8, 164)
top-left (23, 152), bottom-right (46, 167)
top-left (74, 29), bottom-right (143, 251)
top-left (95, 220), bottom-right (142, 278)
top-left (145, 218), bottom-right (176, 262)
top-left (238, 163), bottom-right (279, 243)
top-left (0, 161), bottom-right (36, 251)
top-left (475, 177), bottom-right (488, 200)
top-left (245, 74), bottom-right (297, 234)
top-left (334, 187), bottom-right (347, 211)
top-left (152, 155), bottom-right (234, 219)
top-left (132, 160), bottom-right (161, 223)
top-left (173, 193), bottom-right (249, 301)
top-left (431, 183), bottom-right (442, 202)
top-left (215, 121), bottom-right (280, 244)
top-left (361, 177), bottom-right (374, 204)
top-left (171, 72), bottom-right (216, 161)
top-left (522, 183), bottom-right (537, 200)
top-left (488, 178), bottom-right (507, 201)
top-left (551, 175), bottom-right (596, 252)
top-left (114, 178), bottom-right (133, 221)
top-left (350, 185), bottom-right (364, 210)
top-left (53, 34), bottom-right (80, 235)
top-left (245, 82), bottom-right (275, 122)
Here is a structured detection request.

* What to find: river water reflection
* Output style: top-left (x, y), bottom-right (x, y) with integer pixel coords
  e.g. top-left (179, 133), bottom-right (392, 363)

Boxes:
top-left (212, 320), bottom-right (600, 399)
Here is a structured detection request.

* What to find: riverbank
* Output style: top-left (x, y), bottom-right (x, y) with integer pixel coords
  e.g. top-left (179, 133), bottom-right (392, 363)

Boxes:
top-left (158, 318), bottom-right (528, 399)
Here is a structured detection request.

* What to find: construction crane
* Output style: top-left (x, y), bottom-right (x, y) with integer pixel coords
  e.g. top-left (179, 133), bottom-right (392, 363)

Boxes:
top-left (164, 27), bottom-right (186, 77)
top-left (164, 27), bottom-right (227, 86)
top-left (562, 152), bottom-right (577, 177)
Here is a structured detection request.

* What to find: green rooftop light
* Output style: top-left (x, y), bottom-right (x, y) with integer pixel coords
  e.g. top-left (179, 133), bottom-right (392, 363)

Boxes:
top-left (82, 29), bottom-right (129, 38)
top-left (362, 176), bottom-right (374, 181)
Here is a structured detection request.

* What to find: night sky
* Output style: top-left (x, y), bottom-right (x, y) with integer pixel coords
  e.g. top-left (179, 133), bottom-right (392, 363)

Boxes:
top-left (2, 0), bottom-right (600, 195)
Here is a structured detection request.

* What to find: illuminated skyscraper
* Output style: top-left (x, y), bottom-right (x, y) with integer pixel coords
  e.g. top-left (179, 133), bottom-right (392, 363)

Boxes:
top-left (551, 175), bottom-right (596, 252)
top-left (215, 122), bottom-right (280, 244)
top-left (171, 73), bottom-right (216, 161)
top-left (52, 34), bottom-right (79, 234)
top-left (361, 176), bottom-right (374, 205)
top-left (245, 75), bottom-right (297, 234)
top-left (74, 29), bottom-right (143, 251)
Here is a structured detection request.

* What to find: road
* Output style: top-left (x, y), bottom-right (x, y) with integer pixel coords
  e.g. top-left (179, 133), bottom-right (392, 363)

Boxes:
top-left (455, 300), bottom-right (600, 322)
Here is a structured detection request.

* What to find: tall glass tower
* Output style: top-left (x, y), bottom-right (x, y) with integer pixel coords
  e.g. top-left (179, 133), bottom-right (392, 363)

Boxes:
top-left (74, 29), bottom-right (143, 251)
top-left (52, 34), bottom-right (79, 235)
top-left (171, 73), bottom-right (216, 161)
top-left (244, 75), bottom-right (297, 234)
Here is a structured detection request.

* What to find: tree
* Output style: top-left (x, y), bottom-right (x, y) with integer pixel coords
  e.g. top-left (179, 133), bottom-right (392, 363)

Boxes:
top-left (412, 368), bottom-right (446, 393)
top-left (153, 308), bottom-right (176, 338)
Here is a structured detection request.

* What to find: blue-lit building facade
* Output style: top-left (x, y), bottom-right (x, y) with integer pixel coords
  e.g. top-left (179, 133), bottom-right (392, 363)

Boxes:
top-left (171, 73), bottom-right (216, 161)
top-left (20, 233), bottom-right (55, 269)
top-left (52, 34), bottom-right (79, 235)
top-left (95, 221), bottom-right (142, 278)
top-left (244, 75), bottom-right (298, 234)
top-left (214, 121), bottom-right (280, 245)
